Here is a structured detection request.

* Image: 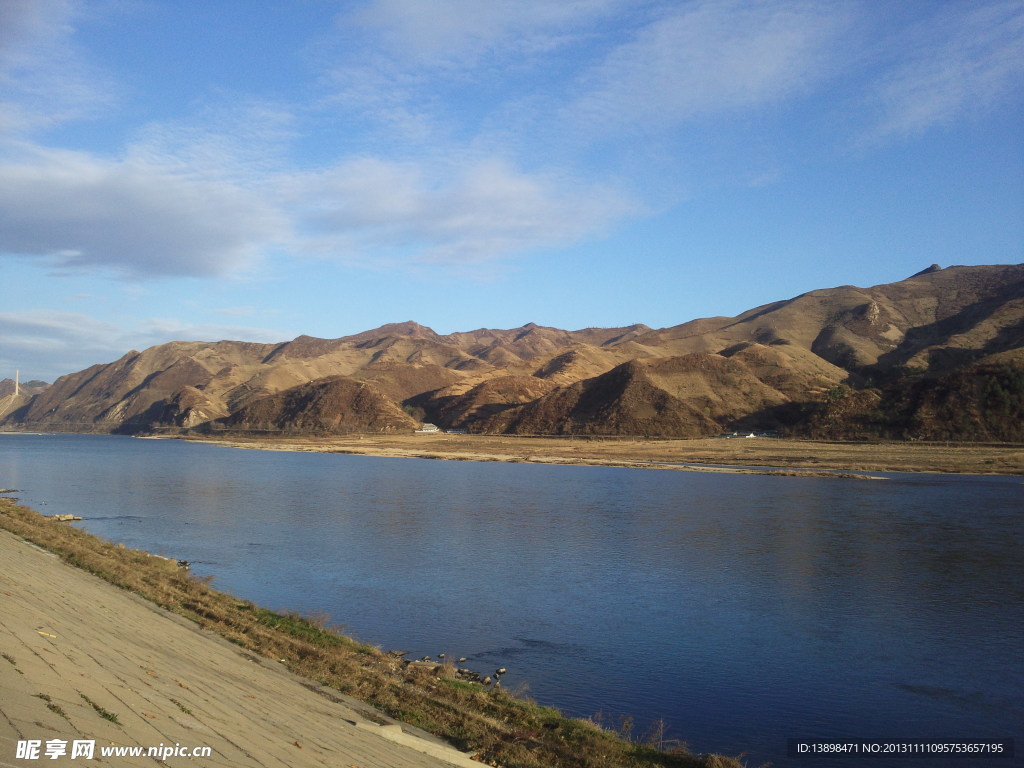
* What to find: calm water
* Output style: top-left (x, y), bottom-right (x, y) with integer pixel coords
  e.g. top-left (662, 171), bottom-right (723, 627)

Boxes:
top-left (1, 434), bottom-right (1021, 767)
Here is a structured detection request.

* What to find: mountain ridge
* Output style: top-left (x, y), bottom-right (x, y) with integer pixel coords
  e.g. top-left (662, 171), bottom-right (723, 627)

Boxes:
top-left (5, 264), bottom-right (1023, 440)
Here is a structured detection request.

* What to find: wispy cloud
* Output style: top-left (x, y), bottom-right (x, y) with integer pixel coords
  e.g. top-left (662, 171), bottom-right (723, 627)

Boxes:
top-left (562, 0), bottom-right (849, 137)
top-left (0, 144), bottom-right (285, 278)
top-left (0, 135), bottom-right (634, 280)
top-left (861, 1), bottom-right (1024, 140)
top-left (0, 0), bottom-right (637, 282)
top-left (0, 310), bottom-right (119, 351)
top-left (284, 156), bottom-right (638, 265)
top-left (125, 100), bottom-right (299, 182)
top-left (1, 0), bottom-right (1019, 295)
top-left (0, 0), bottom-right (116, 135)
top-left (0, 310), bottom-right (127, 381)
top-left (318, 0), bottom-right (630, 151)
top-left (343, 0), bottom-right (625, 68)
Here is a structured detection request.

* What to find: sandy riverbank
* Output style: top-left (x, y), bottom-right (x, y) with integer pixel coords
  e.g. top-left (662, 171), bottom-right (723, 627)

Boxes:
top-left (177, 434), bottom-right (1024, 476)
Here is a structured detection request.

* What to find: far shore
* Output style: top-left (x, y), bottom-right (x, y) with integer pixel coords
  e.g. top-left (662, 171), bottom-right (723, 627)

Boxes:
top-left (173, 433), bottom-right (1024, 476)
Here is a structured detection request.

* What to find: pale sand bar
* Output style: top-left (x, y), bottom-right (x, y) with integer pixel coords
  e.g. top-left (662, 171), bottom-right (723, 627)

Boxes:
top-left (0, 529), bottom-right (479, 768)
top-left (181, 434), bottom-right (1024, 476)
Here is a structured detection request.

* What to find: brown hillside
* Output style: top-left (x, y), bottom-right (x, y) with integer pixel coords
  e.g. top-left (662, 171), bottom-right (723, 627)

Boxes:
top-left (633, 264), bottom-right (1024, 373)
top-left (481, 354), bottom-right (789, 437)
top-left (804, 361), bottom-right (1024, 441)
top-left (530, 342), bottom-right (649, 385)
top-left (0, 378), bottom-right (49, 420)
top-left (4, 264), bottom-right (1022, 440)
top-left (355, 362), bottom-right (464, 403)
top-left (422, 375), bottom-right (559, 428)
top-left (10, 342), bottom-right (278, 432)
top-left (717, 342), bottom-right (845, 398)
top-left (0, 378), bottom-right (48, 397)
top-left (212, 376), bottom-right (419, 434)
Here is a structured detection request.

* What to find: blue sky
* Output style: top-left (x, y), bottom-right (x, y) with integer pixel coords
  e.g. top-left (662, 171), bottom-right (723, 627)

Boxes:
top-left (1, 0), bottom-right (1022, 382)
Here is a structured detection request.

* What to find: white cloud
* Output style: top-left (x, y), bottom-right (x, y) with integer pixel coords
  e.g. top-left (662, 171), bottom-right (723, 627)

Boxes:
top-left (0, 0), bottom-right (76, 74)
top-left (0, 137), bottom-right (635, 280)
top-left (0, 145), bottom-right (285, 278)
top-left (0, 0), bottom-right (116, 135)
top-left (318, 0), bottom-right (630, 148)
top-left (125, 101), bottom-right (299, 183)
top-left (345, 0), bottom-right (625, 67)
top-left (863, 1), bottom-right (1024, 139)
top-left (0, 310), bottom-right (127, 381)
top-left (0, 4), bottom-right (300, 280)
top-left (285, 156), bottom-right (638, 265)
top-left (0, 310), bottom-right (118, 350)
top-left (563, 0), bottom-right (848, 135)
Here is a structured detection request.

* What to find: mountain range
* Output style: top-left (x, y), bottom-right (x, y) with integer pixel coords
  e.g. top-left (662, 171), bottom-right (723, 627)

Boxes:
top-left (4, 263), bottom-right (1023, 441)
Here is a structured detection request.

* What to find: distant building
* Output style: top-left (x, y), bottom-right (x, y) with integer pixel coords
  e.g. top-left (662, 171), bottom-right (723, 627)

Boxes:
top-left (415, 423), bottom-right (440, 434)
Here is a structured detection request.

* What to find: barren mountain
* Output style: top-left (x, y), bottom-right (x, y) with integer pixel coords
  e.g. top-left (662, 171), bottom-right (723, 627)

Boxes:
top-left (415, 375), bottom-right (560, 429)
top-left (0, 378), bottom-right (49, 420)
top-left (4, 264), bottom-right (1022, 440)
top-left (0, 378), bottom-right (49, 398)
top-left (211, 376), bottom-right (419, 435)
top-left (479, 354), bottom-right (790, 437)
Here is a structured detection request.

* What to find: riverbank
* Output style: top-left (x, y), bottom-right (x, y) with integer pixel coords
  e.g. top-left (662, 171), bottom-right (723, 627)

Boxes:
top-left (176, 434), bottom-right (1024, 476)
top-left (0, 500), bottom-right (745, 768)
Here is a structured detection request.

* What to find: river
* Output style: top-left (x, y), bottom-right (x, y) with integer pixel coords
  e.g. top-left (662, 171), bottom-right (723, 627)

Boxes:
top-left (1, 433), bottom-right (1021, 767)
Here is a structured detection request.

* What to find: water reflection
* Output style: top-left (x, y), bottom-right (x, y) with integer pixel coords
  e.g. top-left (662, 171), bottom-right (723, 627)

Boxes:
top-left (1, 434), bottom-right (1020, 767)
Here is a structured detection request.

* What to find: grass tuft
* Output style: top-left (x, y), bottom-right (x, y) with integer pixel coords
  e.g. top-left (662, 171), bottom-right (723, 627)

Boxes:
top-left (169, 698), bottom-right (192, 715)
top-left (35, 693), bottom-right (69, 720)
top-left (79, 693), bottom-right (120, 724)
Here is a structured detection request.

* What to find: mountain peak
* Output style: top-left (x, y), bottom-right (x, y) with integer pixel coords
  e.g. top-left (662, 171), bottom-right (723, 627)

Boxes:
top-left (338, 321), bottom-right (440, 345)
top-left (370, 321), bottom-right (438, 337)
top-left (910, 264), bottom-right (942, 277)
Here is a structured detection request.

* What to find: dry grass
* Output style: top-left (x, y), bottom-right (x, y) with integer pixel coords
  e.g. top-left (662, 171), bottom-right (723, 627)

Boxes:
top-left (183, 434), bottom-right (1024, 476)
top-left (0, 499), bottom-right (750, 768)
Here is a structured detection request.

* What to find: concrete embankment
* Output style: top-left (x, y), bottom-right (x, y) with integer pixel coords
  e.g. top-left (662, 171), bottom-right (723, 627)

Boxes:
top-left (0, 528), bottom-right (479, 768)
